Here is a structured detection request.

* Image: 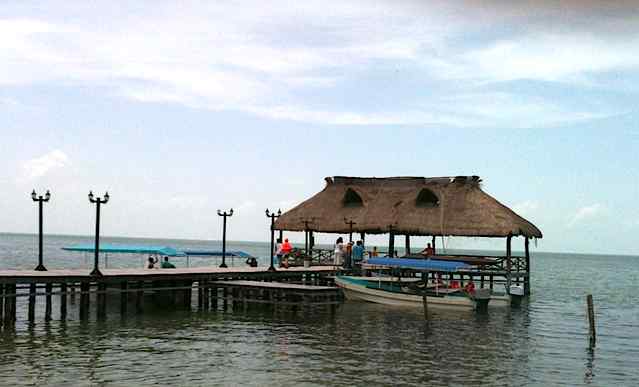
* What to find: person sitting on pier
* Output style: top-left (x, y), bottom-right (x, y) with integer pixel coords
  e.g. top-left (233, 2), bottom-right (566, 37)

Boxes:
top-left (245, 257), bottom-right (258, 267)
top-left (161, 256), bottom-right (176, 269)
top-left (371, 246), bottom-right (378, 257)
top-left (147, 256), bottom-right (159, 269)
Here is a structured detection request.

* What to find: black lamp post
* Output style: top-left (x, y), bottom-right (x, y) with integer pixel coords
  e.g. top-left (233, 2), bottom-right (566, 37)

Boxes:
top-left (344, 218), bottom-right (356, 269)
top-left (217, 208), bottom-right (234, 268)
top-left (88, 191), bottom-right (109, 277)
top-left (265, 209), bottom-right (281, 272)
top-left (31, 189), bottom-right (51, 271)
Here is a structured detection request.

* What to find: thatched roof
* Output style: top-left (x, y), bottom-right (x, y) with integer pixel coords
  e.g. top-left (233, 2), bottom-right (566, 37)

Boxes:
top-left (273, 176), bottom-right (542, 238)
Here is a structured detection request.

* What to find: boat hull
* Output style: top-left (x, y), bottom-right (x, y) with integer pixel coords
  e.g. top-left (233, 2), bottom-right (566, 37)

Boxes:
top-left (335, 276), bottom-right (509, 310)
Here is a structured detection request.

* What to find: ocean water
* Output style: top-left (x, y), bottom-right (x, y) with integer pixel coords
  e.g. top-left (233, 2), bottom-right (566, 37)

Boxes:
top-left (0, 233), bottom-right (638, 386)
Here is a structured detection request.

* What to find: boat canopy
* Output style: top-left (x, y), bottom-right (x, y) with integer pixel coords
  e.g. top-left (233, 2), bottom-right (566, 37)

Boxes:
top-left (367, 257), bottom-right (471, 272)
top-left (62, 244), bottom-right (187, 257)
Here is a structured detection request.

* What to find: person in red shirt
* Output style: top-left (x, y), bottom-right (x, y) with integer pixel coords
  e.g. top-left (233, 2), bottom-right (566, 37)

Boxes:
top-left (281, 238), bottom-right (293, 254)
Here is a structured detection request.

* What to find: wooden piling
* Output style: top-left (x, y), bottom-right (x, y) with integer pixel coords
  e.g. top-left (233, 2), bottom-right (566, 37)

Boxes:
top-left (524, 237), bottom-right (531, 295)
top-left (97, 282), bottom-right (107, 319)
top-left (0, 284), bottom-right (4, 325)
top-left (120, 282), bottom-right (128, 315)
top-left (79, 282), bottom-right (89, 320)
top-left (203, 280), bottom-right (210, 310)
top-left (60, 283), bottom-right (67, 320)
top-left (587, 294), bottom-right (596, 348)
top-left (4, 284), bottom-right (14, 325)
top-left (136, 281), bottom-right (144, 313)
top-left (422, 271), bottom-right (429, 320)
top-left (28, 283), bottom-right (36, 322)
top-left (211, 285), bottom-right (218, 309)
top-left (45, 283), bottom-right (53, 321)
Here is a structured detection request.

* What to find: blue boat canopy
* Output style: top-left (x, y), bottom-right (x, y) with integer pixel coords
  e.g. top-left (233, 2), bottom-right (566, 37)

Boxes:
top-left (366, 257), bottom-right (471, 272)
top-left (62, 244), bottom-right (187, 257)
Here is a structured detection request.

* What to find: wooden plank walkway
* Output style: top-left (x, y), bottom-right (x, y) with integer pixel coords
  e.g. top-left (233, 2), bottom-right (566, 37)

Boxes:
top-left (0, 265), bottom-right (341, 284)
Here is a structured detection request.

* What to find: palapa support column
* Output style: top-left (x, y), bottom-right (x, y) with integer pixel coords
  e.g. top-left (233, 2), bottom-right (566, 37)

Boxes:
top-left (60, 283), bottom-right (68, 320)
top-left (28, 283), bottom-right (37, 322)
top-left (524, 237), bottom-right (531, 295)
top-left (45, 283), bottom-right (53, 321)
top-left (405, 235), bottom-right (411, 256)
top-left (388, 225), bottom-right (395, 257)
top-left (506, 234), bottom-right (512, 292)
top-left (432, 236), bottom-right (436, 254)
top-left (120, 282), bottom-right (128, 316)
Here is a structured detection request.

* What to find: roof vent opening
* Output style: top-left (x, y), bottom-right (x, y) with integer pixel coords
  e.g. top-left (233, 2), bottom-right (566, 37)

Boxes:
top-left (343, 188), bottom-right (363, 207)
top-left (416, 188), bottom-right (439, 207)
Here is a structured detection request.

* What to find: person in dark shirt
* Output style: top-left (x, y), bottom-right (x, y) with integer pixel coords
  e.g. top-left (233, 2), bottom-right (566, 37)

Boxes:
top-left (246, 257), bottom-right (258, 267)
top-left (161, 256), bottom-right (176, 269)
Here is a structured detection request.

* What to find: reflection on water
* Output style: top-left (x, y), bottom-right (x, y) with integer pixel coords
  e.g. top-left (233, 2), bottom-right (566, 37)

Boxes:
top-left (1, 234), bottom-right (638, 386)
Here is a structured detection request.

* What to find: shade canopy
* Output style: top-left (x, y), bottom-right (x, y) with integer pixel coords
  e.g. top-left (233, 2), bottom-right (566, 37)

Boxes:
top-left (62, 244), bottom-right (187, 257)
top-left (367, 257), bottom-right (471, 272)
top-left (274, 176), bottom-right (542, 238)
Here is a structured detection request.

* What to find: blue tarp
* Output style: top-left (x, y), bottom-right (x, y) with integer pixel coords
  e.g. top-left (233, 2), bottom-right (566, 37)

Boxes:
top-left (182, 250), bottom-right (253, 258)
top-left (366, 257), bottom-right (471, 272)
top-left (62, 244), bottom-right (187, 257)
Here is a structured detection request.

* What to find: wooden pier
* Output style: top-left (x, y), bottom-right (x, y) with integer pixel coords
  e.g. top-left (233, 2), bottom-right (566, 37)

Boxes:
top-left (0, 266), bottom-right (342, 324)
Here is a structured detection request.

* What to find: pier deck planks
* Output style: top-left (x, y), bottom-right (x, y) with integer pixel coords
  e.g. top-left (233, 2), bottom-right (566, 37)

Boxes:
top-left (0, 266), bottom-right (341, 284)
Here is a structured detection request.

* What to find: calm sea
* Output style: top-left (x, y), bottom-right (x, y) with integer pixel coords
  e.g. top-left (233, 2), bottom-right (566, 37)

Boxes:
top-left (0, 233), bottom-right (637, 386)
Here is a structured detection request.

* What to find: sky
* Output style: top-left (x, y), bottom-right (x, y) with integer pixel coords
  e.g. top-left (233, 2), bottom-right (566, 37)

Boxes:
top-left (1, 1), bottom-right (638, 255)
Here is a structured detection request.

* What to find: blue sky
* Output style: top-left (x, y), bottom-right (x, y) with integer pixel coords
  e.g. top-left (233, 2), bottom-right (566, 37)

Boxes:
top-left (1, 1), bottom-right (638, 254)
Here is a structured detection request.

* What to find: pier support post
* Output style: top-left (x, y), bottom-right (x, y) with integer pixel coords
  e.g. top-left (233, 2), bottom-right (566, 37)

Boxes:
top-left (183, 281), bottom-right (192, 309)
top-left (197, 280), bottom-right (203, 310)
top-left (97, 283), bottom-right (107, 319)
top-left (120, 282), bottom-right (128, 316)
top-left (3, 284), bottom-right (15, 325)
top-left (28, 283), bottom-right (37, 322)
top-left (405, 235), bottom-right (411, 255)
top-left (211, 285), bottom-right (218, 309)
top-left (0, 284), bottom-right (4, 326)
top-left (45, 283), bottom-right (53, 321)
top-left (136, 282), bottom-right (144, 313)
top-left (80, 282), bottom-right (89, 320)
top-left (60, 283), bottom-right (67, 320)
top-left (202, 280), bottom-right (210, 310)
top-left (8, 284), bottom-right (16, 324)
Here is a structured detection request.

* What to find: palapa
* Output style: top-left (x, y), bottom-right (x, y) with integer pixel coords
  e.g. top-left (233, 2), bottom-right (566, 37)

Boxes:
top-left (273, 176), bottom-right (542, 238)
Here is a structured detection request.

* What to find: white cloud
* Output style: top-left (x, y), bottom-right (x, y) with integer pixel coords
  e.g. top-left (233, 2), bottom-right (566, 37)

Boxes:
top-left (568, 203), bottom-right (605, 227)
top-left (1, 1), bottom-right (636, 127)
top-left (513, 200), bottom-right (539, 217)
top-left (236, 201), bottom-right (256, 212)
top-left (21, 149), bottom-right (70, 180)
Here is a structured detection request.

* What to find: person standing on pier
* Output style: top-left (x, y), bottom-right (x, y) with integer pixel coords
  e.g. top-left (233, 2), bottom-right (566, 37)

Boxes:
top-left (334, 237), bottom-right (345, 265)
